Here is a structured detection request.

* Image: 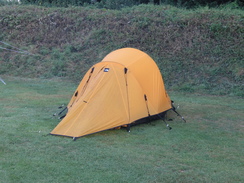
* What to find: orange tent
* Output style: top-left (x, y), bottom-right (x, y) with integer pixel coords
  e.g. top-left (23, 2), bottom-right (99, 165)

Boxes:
top-left (50, 48), bottom-right (173, 139)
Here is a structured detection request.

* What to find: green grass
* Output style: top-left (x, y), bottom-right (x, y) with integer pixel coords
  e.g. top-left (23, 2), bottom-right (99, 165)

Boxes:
top-left (0, 76), bottom-right (243, 183)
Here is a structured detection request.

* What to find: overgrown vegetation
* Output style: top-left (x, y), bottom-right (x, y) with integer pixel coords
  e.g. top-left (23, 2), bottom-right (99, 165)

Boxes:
top-left (0, 77), bottom-right (243, 182)
top-left (0, 4), bottom-right (243, 97)
top-left (19, 0), bottom-right (244, 9)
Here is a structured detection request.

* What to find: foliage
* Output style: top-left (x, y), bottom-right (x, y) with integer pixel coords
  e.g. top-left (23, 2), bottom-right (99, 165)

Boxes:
top-left (161, 0), bottom-right (243, 8)
top-left (21, 0), bottom-right (90, 7)
top-left (0, 0), bottom-right (20, 6)
top-left (0, 4), bottom-right (243, 97)
top-left (19, 0), bottom-right (244, 9)
top-left (97, 0), bottom-right (138, 9)
top-left (0, 77), bottom-right (243, 182)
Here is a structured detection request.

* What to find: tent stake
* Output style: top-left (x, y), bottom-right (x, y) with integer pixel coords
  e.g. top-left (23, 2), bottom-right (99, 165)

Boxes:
top-left (157, 114), bottom-right (172, 130)
top-left (171, 103), bottom-right (186, 123)
top-left (126, 124), bottom-right (131, 132)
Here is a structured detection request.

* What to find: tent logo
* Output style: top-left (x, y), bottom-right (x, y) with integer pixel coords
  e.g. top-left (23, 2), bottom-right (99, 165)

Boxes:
top-left (104, 68), bottom-right (110, 72)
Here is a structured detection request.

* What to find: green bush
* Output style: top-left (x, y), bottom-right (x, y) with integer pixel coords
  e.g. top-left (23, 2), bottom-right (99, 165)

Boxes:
top-left (0, 5), bottom-right (243, 96)
top-left (21, 0), bottom-right (91, 7)
top-left (98, 0), bottom-right (138, 9)
top-left (19, 0), bottom-right (244, 8)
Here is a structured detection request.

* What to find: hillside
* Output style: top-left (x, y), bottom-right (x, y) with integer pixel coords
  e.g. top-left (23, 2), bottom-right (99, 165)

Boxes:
top-left (0, 4), bottom-right (243, 96)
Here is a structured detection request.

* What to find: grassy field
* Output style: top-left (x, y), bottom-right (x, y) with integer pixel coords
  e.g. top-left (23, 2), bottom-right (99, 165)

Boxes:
top-left (0, 76), bottom-right (243, 183)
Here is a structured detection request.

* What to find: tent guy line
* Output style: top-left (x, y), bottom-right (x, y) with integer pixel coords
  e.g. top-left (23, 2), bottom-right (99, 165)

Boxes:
top-left (0, 41), bottom-right (35, 56)
top-left (0, 77), bottom-right (6, 85)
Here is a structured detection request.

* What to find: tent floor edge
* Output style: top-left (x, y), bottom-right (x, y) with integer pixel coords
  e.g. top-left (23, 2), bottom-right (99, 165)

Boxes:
top-left (128, 110), bottom-right (170, 127)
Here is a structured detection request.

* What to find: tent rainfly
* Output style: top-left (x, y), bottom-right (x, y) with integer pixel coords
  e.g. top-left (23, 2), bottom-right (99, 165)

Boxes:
top-left (50, 48), bottom-right (182, 140)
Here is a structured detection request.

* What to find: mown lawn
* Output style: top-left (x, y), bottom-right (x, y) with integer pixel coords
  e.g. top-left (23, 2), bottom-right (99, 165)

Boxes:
top-left (0, 76), bottom-right (243, 183)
